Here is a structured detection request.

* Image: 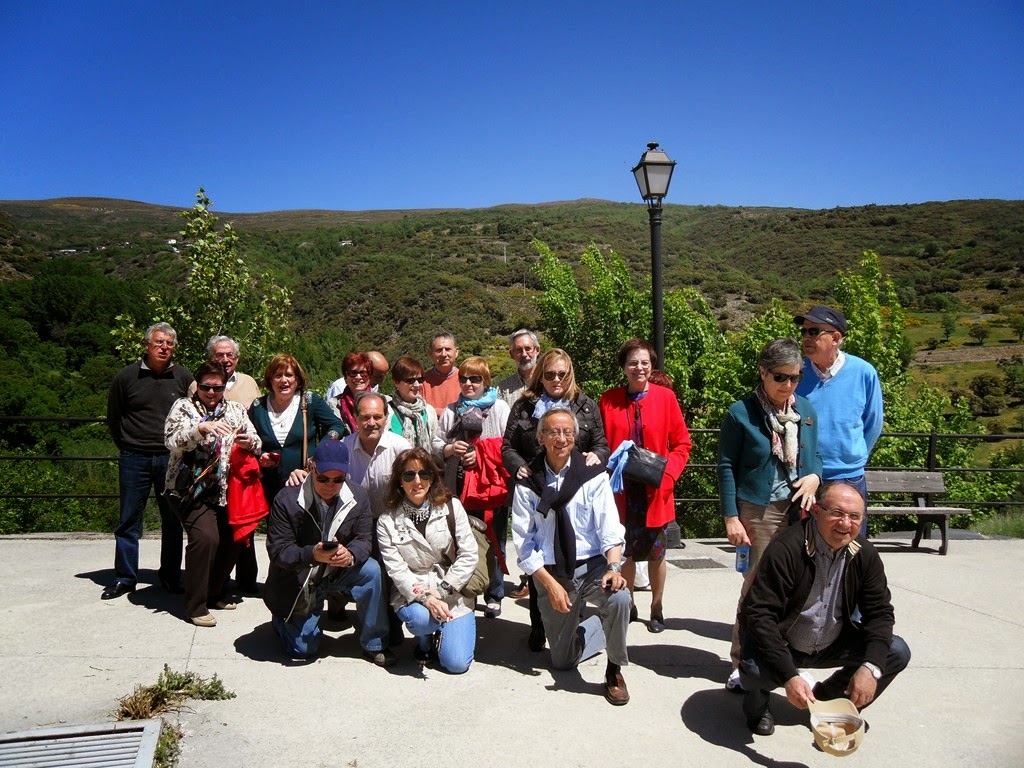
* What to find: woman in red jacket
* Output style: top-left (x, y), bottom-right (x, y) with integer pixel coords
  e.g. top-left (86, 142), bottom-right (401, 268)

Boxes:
top-left (599, 339), bottom-right (691, 633)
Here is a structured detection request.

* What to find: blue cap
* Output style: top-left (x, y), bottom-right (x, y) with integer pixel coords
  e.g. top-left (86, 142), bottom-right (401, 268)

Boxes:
top-left (312, 438), bottom-right (350, 474)
top-left (795, 305), bottom-right (847, 335)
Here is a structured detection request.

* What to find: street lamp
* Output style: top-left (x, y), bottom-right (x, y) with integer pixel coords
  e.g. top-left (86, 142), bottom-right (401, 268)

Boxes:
top-left (632, 142), bottom-right (676, 368)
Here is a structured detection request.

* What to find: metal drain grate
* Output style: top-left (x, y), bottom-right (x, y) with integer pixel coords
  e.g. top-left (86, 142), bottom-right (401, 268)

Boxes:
top-left (0, 719), bottom-right (162, 767)
top-left (666, 557), bottom-right (727, 570)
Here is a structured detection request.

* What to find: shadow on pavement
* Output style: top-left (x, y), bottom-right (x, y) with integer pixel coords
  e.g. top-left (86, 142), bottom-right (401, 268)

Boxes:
top-left (681, 688), bottom-right (810, 768)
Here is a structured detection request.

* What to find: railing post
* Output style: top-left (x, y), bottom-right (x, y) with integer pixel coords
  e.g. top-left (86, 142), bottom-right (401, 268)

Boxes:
top-left (927, 430), bottom-right (938, 471)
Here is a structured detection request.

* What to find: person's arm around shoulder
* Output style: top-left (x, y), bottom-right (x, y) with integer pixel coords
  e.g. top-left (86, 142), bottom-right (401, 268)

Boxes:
top-left (579, 395), bottom-right (610, 466)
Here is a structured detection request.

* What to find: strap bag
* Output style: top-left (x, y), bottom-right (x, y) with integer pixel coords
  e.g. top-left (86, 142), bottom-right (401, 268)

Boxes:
top-left (445, 503), bottom-right (495, 599)
top-left (622, 444), bottom-right (668, 488)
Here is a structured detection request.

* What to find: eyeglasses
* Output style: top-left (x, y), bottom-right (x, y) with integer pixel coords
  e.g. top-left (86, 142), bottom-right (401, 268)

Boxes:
top-left (400, 469), bottom-right (432, 483)
top-left (770, 372), bottom-right (803, 384)
top-left (543, 370), bottom-right (569, 381)
top-left (542, 428), bottom-right (575, 439)
top-left (149, 340), bottom-right (175, 348)
top-left (197, 383), bottom-right (226, 392)
top-left (346, 369), bottom-right (370, 378)
top-left (458, 375), bottom-right (484, 384)
top-left (626, 360), bottom-right (651, 369)
top-left (402, 376), bottom-right (425, 384)
top-left (212, 352), bottom-right (238, 360)
top-left (800, 327), bottom-right (835, 338)
top-left (314, 474), bottom-right (346, 485)
top-left (822, 508), bottom-right (863, 524)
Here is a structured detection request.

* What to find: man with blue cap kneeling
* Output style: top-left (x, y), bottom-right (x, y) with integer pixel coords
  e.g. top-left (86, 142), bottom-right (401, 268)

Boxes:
top-left (263, 437), bottom-right (395, 666)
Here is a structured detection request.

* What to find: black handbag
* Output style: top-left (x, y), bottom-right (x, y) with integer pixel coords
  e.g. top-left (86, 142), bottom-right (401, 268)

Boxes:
top-left (623, 444), bottom-right (668, 488)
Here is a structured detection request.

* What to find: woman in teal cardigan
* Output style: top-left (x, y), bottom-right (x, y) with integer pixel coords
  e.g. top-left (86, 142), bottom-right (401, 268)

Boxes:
top-left (249, 353), bottom-right (347, 507)
top-left (717, 337), bottom-right (822, 691)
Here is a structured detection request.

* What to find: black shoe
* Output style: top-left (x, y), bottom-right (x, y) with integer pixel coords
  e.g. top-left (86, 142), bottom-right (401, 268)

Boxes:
top-left (101, 582), bottom-right (136, 600)
top-left (160, 579), bottom-right (185, 594)
top-left (326, 605), bottom-right (349, 624)
top-left (528, 625), bottom-right (546, 652)
top-left (648, 612), bottom-right (666, 633)
top-left (747, 709), bottom-right (775, 736)
top-left (629, 604), bottom-right (639, 623)
top-left (236, 582), bottom-right (259, 597)
top-left (363, 648), bottom-right (398, 668)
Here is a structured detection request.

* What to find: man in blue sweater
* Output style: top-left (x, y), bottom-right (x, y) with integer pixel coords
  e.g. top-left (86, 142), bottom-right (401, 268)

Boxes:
top-left (794, 306), bottom-right (883, 518)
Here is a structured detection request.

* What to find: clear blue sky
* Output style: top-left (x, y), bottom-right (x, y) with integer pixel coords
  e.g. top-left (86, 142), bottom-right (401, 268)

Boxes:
top-left (2, 1), bottom-right (1021, 213)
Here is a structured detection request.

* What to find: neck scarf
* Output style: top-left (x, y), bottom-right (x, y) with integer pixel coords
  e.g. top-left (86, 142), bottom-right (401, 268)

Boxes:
top-left (532, 392), bottom-right (568, 421)
top-left (522, 450), bottom-right (605, 580)
top-left (392, 395), bottom-right (437, 451)
top-left (755, 385), bottom-right (800, 469)
top-left (456, 385), bottom-right (498, 415)
top-left (338, 388), bottom-right (358, 432)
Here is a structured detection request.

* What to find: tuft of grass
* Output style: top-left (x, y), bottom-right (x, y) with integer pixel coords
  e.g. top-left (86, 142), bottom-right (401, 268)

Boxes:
top-left (154, 721), bottom-right (183, 768)
top-left (971, 512), bottom-right (1024, 538)
top-left (116, 665), bottom-right (235, 768)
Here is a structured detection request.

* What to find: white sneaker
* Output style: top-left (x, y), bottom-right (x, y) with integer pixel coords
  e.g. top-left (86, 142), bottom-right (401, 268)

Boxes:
top-left (726, 668), bottom-right (744, 692)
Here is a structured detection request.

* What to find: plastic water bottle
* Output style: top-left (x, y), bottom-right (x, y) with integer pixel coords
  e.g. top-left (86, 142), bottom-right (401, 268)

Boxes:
top-left (735, 544), bottom-right (750, 573)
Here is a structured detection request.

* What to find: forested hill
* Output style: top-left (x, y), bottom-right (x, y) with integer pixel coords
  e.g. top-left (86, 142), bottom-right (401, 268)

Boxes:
top-left (1, 196), bottom-right (1022, 390)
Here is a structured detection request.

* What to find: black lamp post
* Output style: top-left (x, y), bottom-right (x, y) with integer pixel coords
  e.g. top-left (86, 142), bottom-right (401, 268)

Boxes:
top-left (632, 142), bottom-right (676, 368)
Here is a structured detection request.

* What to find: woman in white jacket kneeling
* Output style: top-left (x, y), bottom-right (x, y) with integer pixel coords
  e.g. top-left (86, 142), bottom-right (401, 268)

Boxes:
top-left (377, 447), bottom-right (478, 673)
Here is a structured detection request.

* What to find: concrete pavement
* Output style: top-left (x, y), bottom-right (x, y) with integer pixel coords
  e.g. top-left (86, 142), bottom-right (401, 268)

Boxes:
top-left (1, 531), bottom-right (1022, 767)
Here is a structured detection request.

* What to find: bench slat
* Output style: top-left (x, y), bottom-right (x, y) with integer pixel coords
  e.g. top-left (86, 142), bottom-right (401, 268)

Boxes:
top-left (865, 470), bottom-right (946, 494)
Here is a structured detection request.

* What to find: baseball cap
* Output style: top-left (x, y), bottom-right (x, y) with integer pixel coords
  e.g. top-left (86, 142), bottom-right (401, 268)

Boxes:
top-left (807, 697), bottom-right (865, 757)
top-left (795, 305), bottom-right (847, 335)
top-left (312, 438), bottom-right (350, 474)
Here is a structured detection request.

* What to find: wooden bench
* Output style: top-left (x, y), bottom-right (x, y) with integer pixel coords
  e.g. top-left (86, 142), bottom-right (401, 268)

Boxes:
top-left (865, 470), bottom-right (968, 555)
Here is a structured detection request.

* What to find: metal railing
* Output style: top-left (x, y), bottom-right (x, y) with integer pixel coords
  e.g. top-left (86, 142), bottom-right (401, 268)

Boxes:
top-left (1, 417), bottom-right (1022, 509)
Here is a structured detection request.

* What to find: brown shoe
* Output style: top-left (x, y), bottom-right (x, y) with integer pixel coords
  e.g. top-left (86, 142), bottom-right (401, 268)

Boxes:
top-left (191, 613), bottom-right (217, 628)
top-left (603, 673), bottom-right (630, 706)
top-left (510, 582), bottom-right (530, 599)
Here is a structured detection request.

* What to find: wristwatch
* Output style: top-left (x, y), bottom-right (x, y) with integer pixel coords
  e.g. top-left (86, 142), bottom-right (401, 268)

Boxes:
top-left (861, 661), bottom-right (882, 680)
top-left (606, 561), bottom-right (623, 573)
top-left (439, 580), bottom-right (456, 596)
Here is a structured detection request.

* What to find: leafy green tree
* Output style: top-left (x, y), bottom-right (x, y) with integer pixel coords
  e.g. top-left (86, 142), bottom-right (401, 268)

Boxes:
top-left (113, 189), bottom-right (291, 373)
top-left (1010, 315), bottom-right (1024, 342)
top-left (968, 322), bottom-right (990, 346)
top-left (941, 313), bottom-right (957, 343)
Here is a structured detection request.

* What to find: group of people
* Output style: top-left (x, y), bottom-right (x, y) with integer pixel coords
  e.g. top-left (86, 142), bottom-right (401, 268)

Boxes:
top-left (102, 306), bottom-right (909, 730)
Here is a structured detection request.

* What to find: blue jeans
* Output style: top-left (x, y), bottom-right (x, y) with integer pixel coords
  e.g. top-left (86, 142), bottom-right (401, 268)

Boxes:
top-left (397, 602), bottom-right (476, 674)
top-left (740, 633), bottom-right (911, 722)
top-left (273, 558), bottom-right (389, 659)
top-left (113, 451), bottom-right (183, 586)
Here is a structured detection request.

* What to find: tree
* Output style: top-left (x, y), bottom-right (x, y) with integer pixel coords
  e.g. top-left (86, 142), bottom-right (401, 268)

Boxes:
top-left (968, 322), bottom-right (990, 346)
top-left (113, 188), bottom-right (291, 373)
top-left (1010, 315), bottom-right (1024, 343)
top-left (941, 312), bottom-right (957, 343)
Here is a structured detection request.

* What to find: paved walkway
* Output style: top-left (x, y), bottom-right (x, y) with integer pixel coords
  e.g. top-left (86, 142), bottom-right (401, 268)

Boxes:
top-left (1, 532), bottom-right (1022, 767)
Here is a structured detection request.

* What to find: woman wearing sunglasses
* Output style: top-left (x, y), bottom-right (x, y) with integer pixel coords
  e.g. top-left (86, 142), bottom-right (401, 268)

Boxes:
top-left (718, 337), bottom-right (822, 692)
top-left (387, 356), bottom-right (439, 452)
top-left (377, 448), bottom-right (478, 673)
top-left (433, 356), bottom-right (510, 617)
top-left (503, 348), bottom-right (609, 650)
top-left (164, 361), bottom-right (262, 627)
top-left (600, 338), bottom-right (691, 635)
top-left (325, 351), bottom-right (375, 434)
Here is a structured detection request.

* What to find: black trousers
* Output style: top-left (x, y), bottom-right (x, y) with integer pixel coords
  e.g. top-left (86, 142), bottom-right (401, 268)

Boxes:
top-left (177, 498), bottom-right (239, 618)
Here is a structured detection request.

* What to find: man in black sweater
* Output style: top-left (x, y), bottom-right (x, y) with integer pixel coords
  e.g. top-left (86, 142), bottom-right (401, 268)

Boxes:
top-left (738, 483), bottom-right (910, 736)
top-left (103, 323), bottom-right (194, 600)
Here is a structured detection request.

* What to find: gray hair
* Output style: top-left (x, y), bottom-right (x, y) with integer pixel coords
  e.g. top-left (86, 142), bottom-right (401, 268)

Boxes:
top-left (758, 337), bottom-right (802, 372)
top-left (430, 332), bottom-right (457, 348)
top-left (144, 322), bottom-right (177, 345)
top-left (206, 335), bottom-right (239, 358)
top-left (508, 328), bottom-right (539, 350)
top-left (535, 405), bottom-right (579, 442)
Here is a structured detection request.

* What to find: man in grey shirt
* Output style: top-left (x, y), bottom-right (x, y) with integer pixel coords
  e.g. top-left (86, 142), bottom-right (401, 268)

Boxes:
top-left (497, 328), bottom-right (539, 406)
top-left (738, 483), bottom-right (910, 736)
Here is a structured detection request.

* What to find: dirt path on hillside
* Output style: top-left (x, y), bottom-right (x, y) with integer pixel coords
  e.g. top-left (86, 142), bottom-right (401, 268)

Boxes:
top-left (912, 343), bottom-right (1024, 366)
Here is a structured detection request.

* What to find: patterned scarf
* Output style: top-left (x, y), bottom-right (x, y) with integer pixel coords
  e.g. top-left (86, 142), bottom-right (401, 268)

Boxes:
top-left (755, 385), bottom-right (800, 470)
top-left (392, 395), bottom-right (437, 452)
top-left (337, 387), bottom-right (358, 432)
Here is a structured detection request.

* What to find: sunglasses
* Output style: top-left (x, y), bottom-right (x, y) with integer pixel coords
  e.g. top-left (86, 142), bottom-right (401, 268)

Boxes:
top-left (543, 370), bottom-right (569, 381)
top-left (197, 383), bottom-right (226, 392)
top-left (402, 376), bottom-right (426, 384)
top-left (458, 375), bottom-right (484, 384)
top-left (401, 469), bottom-right (432, 483)
top-left (314, 474), bottom-right (346, 484)
top-left (770, 372), bottom-right (803, 384)
top-left (800, 327), bottom-right (834, 337)
top-left (346, 369), bottom-right (370, 378)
